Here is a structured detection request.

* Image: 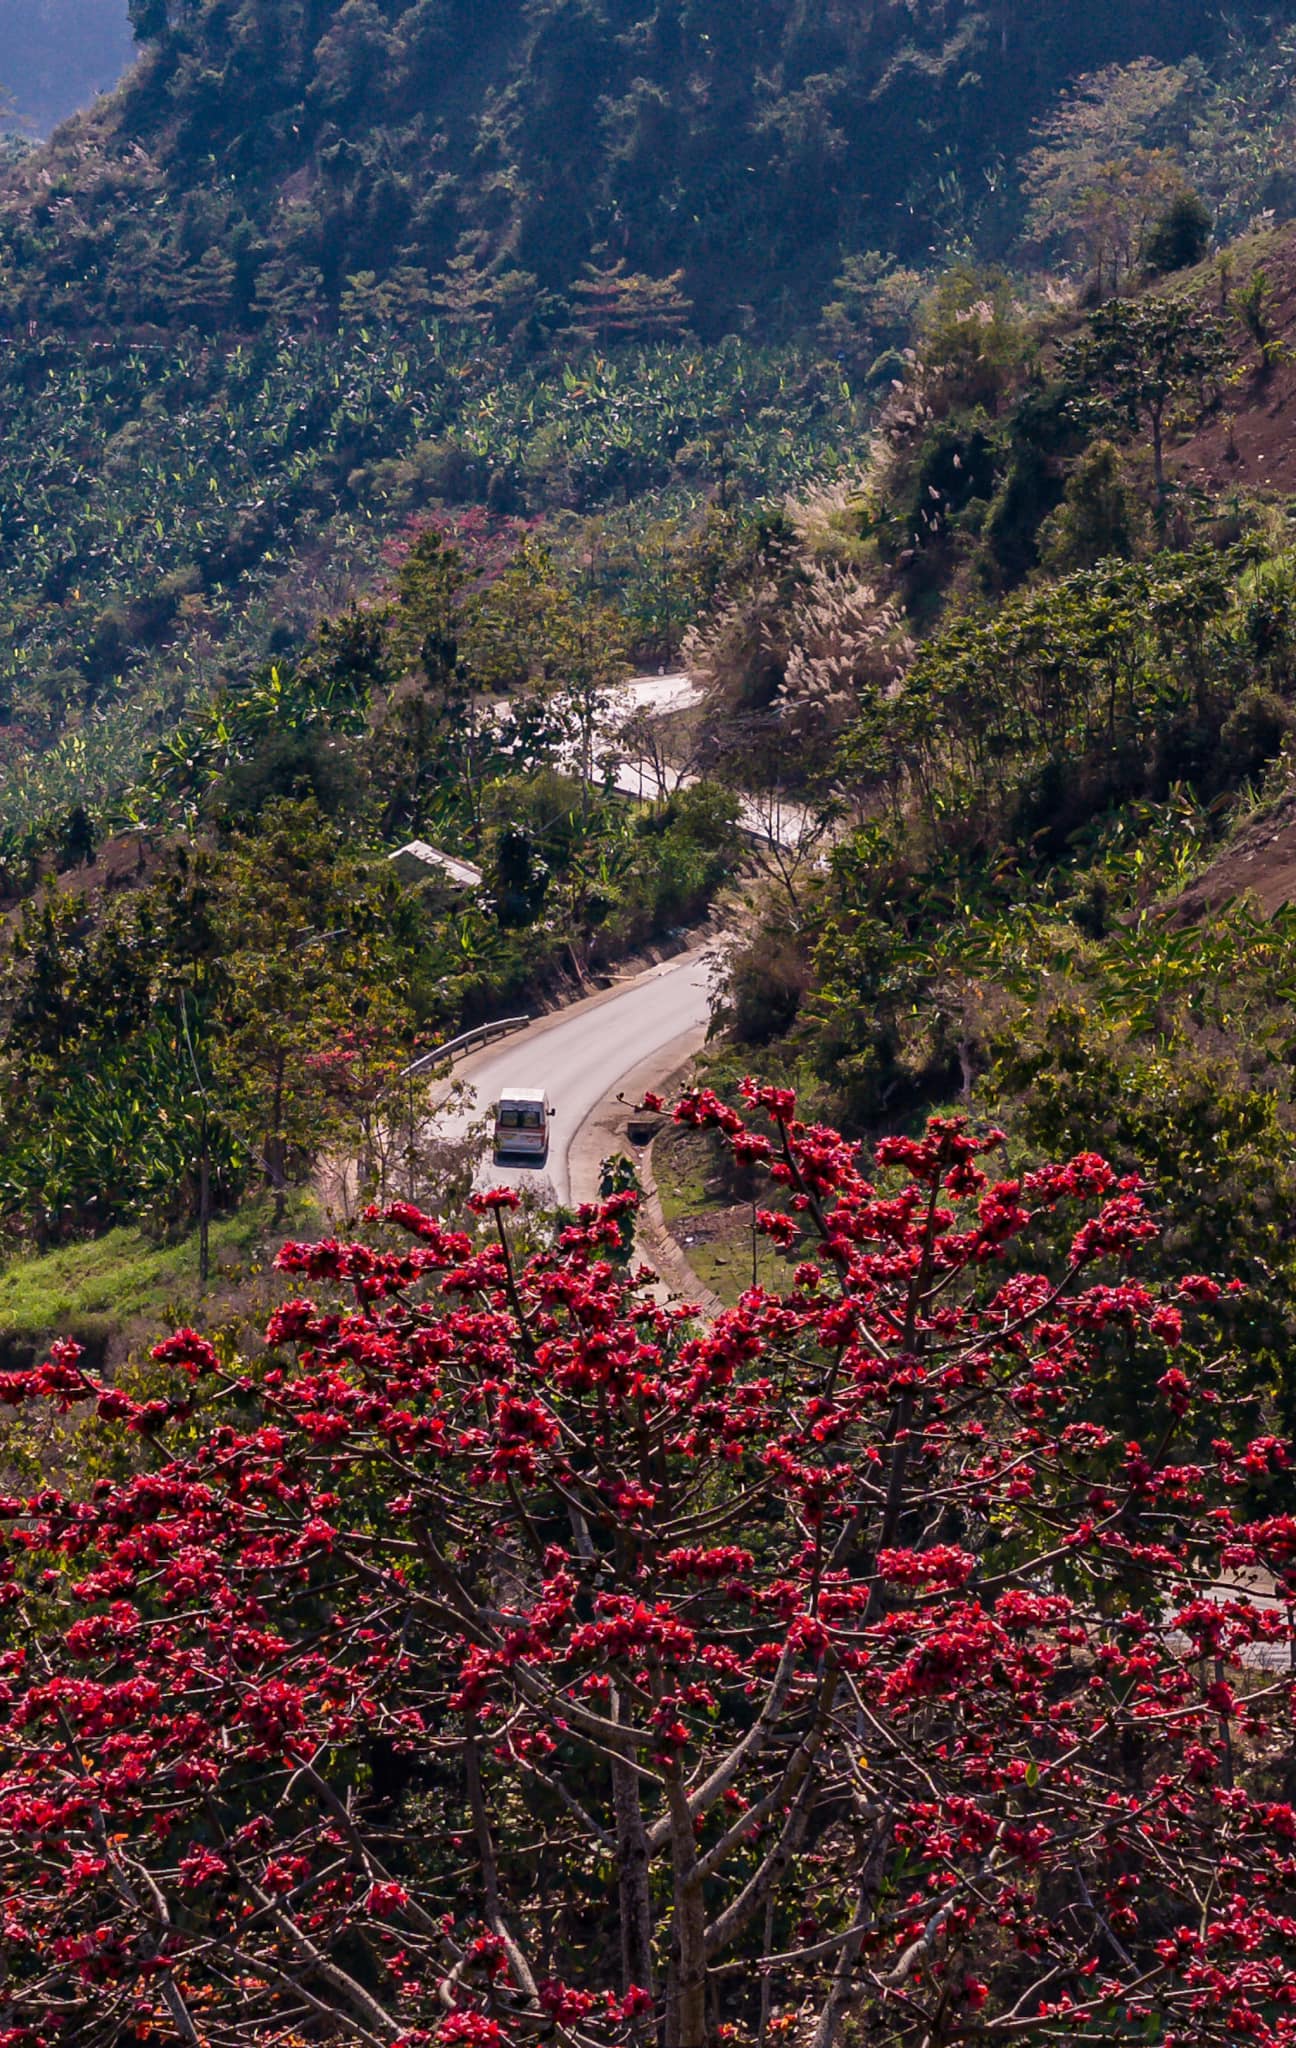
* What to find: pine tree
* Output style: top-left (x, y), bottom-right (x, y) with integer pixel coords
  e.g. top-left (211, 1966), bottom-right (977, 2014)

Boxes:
top-left (568, 258), bottom-right (692, 346)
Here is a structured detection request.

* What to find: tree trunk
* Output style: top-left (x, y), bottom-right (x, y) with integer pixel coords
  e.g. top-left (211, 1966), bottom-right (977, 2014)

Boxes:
top-left (666, 1770), bottom-right (708, 2048)
top-left (612, 1712), bottom-right (655, 2013)
top-left (198, 1124), bottom-right (210, 1288)
top-left (809, 1813), bottom-right (895, 2048)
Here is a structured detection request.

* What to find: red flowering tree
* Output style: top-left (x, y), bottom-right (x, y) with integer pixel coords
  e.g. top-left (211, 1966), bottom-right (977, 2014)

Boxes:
top-left (0, 1093), bottom-right (1293, 2047)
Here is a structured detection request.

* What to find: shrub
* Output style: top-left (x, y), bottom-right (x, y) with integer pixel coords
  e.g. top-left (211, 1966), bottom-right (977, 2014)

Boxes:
top-left (1039, 438), bottom-right (1146, 572)
top-left (718, 915), bottom-right (812, 1043)
top-left (1219, 684), bottom-right (1296, 783)
top-left (1144, 188), bottom-right (1213, 274)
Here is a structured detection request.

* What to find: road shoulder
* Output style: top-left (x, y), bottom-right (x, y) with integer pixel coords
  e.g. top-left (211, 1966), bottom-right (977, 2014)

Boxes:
top-left (566, 1028), bottom-right (726, 1316)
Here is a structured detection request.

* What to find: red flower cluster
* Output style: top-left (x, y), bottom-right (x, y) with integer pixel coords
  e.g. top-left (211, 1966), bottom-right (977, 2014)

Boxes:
top-left (0, 1103), bottom-right (1286, 2048)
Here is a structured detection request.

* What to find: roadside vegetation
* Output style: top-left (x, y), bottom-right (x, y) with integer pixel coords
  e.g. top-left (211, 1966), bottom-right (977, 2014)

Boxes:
top-left (0, 516), bottom-right (745, 1288)
top-left (680, 234), bottom-right (1296, 1447)
top-left (5, 4), bottom-right (1296, 1370)
top-left (0, 1191), bottom-right (317, 1372)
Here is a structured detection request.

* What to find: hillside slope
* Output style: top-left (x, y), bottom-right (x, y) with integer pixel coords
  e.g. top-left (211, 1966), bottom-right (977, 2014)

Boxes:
top-left (1168, 231), bottom-right (1296, 499)
top-left (1, 0), bottom-right (1275, 337)
top-left (2, 4), bottom-right (1296, 889)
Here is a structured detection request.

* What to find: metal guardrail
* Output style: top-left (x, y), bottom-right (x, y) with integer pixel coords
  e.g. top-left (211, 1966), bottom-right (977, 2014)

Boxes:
top-left (403, 1015), bottom-right (531, 1080)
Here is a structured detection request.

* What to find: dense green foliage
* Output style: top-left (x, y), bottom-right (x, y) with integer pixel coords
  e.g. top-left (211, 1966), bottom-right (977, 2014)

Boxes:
top-left (9, 0), bottom-right (1296, 1362)
top-left (0, 524), bottom-right (743, 1256)
top-left (5, 0), bottom-right (1274, 337)
top-left (714, 438), bottom-right (1296, 1437)
top-left (0, 327), bottom-right (856, 843)
top-left (3, 0), bottom-right (1294, 851)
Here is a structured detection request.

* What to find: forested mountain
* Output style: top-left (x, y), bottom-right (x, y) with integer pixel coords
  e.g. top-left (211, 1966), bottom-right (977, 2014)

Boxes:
top-left (3, 0), bottom-right (1291, 335)
top-left (0, 0), bottom-right (133, 134)
top-left (0, 0), bottom-right (1292, 839)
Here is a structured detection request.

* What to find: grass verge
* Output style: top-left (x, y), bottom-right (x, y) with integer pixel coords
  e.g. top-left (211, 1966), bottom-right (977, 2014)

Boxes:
top-left (0, 1193), bottom-right (321, 1361)
top-left (653, 1123), bottom-right (782, 1308)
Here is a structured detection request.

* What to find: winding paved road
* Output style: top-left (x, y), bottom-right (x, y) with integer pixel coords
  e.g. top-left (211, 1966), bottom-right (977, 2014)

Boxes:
top-left (602, 674), bottom-right (815, 848)
top-left (433, 945), bottom-right (716, 1206)
top-left (425, 673), bottom-right (787, 1204)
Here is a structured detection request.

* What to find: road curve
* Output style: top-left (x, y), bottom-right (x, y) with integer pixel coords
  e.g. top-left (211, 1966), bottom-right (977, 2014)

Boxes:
top-left (435, 946), bottom-right (717, 1206)
top-left (603, 675), bottom-right (815, 849)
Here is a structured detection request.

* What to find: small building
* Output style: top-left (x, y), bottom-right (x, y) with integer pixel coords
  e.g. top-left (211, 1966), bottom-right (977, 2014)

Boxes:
top-left (388, 841), bottom-right (484, 894)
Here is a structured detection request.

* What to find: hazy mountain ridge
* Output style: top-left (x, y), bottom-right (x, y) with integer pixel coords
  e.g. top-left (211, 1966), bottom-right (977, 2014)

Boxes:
top-left (0, 0), bottom-right (134, 133)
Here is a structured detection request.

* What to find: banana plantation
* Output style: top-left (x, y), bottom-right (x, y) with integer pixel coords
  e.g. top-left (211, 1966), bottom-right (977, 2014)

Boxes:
top-left (0, 323), bottom-right (859, 850)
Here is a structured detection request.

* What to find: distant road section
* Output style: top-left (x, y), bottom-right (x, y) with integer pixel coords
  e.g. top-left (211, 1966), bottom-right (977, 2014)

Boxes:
top-left (435, 947), bottom-right (715, 1206)
top-left (603, 673), bottom-right (814, 849)
top-left (616, 672), bottom-right (702, 718)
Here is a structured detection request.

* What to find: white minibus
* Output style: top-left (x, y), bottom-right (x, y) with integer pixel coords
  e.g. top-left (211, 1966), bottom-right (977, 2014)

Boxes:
top-left (493, 1088), bottom-right (555, 1161)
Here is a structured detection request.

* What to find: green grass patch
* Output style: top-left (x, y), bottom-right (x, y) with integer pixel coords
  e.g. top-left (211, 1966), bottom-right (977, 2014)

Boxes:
top-left (654, 1123), bottom-right (791, 1308)
top-left (672, 1226), bottom-right (758, 1309)
top-left (654, 1123), bottom-right (718, 1226)
top-left (0, 1194), bottom-right (320, 1354)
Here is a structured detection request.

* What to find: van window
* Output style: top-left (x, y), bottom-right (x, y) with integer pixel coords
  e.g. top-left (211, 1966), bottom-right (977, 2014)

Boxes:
top-left (519, 1109), bottom-right (543, 1130)
top-left (499, 1110), bottom-right (520, 1129)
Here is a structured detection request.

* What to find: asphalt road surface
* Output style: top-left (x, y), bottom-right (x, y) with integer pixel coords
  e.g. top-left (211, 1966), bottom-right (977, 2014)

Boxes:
top-left (485, 671), bottom-right (814, 849)
top-left (615, 672), bottom-right (701, 718)
top-left (602, 674), bottom-right (814, 849)
top-left (434, 946), bottom-right (716, 1206)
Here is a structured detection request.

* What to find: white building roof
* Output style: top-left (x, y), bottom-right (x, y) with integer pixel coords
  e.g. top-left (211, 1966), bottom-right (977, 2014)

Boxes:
top-left (388, 841), bottom-right (483, 891)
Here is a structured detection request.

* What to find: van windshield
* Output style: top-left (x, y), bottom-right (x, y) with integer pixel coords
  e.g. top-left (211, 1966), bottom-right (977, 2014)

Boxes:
top-left (499, 1107), bottom-right (544, 1130)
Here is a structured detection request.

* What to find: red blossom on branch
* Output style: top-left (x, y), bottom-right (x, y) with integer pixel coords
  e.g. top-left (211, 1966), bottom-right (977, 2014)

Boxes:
top-left (0, 1106), bottom-right (1286, 2047)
